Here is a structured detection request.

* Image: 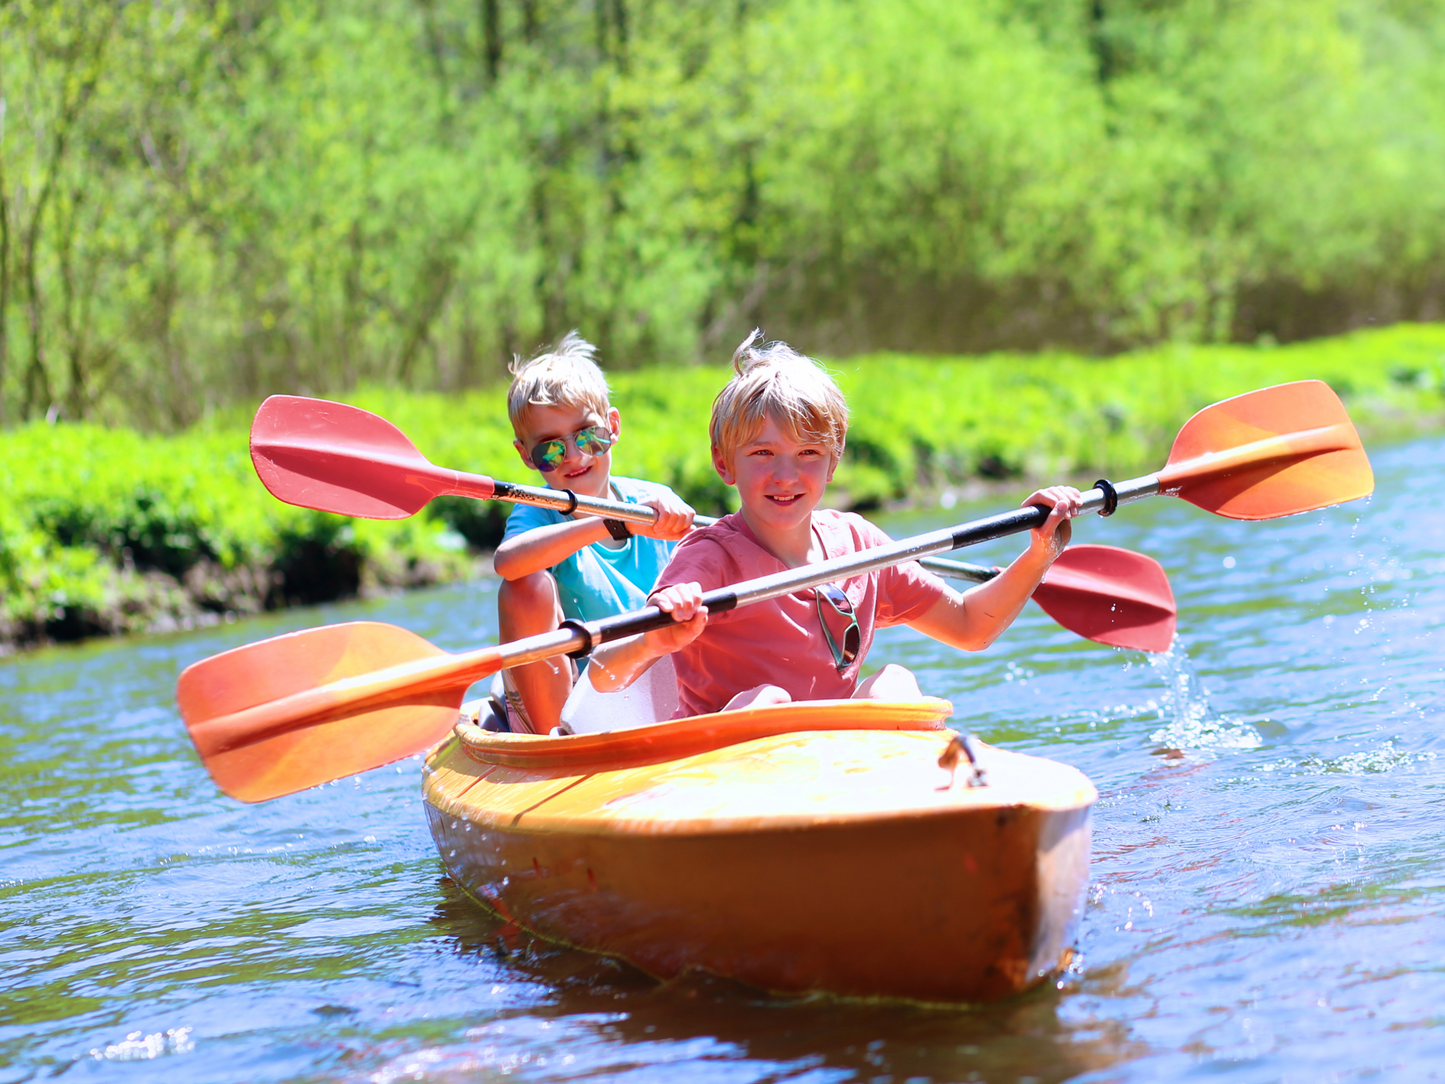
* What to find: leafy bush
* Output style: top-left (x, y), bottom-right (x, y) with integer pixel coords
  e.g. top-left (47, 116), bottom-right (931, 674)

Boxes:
top-left (610, 323), bottom-right (1445, 508)
top-left (0, 421), bottom-right (473, 648)
top-left (2, 323), bottom-right (1443, 649)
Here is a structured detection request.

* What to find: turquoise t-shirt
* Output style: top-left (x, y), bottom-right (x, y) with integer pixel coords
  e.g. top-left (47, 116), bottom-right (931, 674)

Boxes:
top-left (500, 475), bottom-right (681, 624)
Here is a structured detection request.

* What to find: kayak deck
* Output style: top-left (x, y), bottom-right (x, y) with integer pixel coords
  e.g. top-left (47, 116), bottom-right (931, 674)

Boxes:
top-left (424, 698), bottom-right (1095, 1003)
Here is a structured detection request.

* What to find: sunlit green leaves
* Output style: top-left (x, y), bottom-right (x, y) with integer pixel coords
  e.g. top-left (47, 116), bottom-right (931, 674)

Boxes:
top-left (1, 0), bottom-right (1443, 428)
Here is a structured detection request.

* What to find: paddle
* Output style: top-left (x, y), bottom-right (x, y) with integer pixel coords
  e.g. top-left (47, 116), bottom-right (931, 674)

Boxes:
top-left (249, 394), bottom-right (668, 526)
top-left (249, 394), bottom-right (1178, 649)
top-left (183, 379), bottom-right (1370, 802)
top-left (251, 379), bottom-right (1370, 529)
top-left (920, 546), bottom-right (1175, 654)
top-left (181, 535), bottom-right (1112, 804)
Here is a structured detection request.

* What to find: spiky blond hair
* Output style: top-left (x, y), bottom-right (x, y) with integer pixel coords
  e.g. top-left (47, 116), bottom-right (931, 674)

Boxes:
top-left (710, 330), bottom-right (848, 464)
top-left (506, 331), bottom-right (611, 434)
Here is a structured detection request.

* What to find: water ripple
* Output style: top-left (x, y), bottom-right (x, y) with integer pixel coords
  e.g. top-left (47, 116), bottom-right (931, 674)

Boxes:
top-left (3, 436), bottom-right (1444, 1082)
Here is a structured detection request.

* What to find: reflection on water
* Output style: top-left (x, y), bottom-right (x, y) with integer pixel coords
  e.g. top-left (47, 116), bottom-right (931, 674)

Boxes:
top-left (2, 435), bottom-right (1443, 1082)
top-left (399, 887), bottom-right (1144, 1084)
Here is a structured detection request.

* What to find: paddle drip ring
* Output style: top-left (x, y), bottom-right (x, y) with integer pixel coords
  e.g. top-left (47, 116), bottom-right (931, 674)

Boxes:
top-left (1093, 478), bottom-right (1119, 517)
top-left (560, 618), bottom-right (594, 659)
top-left (560, 489), bottom-right (579, 515)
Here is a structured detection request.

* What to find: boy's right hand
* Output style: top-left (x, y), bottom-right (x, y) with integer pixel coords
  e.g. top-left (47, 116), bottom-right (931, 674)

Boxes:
top-left (1022, 485), bottom-right (1082, 565)
top-left (631, 494), bottom-right (695, 541)
top-left (645, 582), bottom-right (708, 653)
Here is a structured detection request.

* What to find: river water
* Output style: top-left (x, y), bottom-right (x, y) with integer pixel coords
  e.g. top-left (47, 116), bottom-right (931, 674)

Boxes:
top-left (3, 434), bottom-right (1443, 1084)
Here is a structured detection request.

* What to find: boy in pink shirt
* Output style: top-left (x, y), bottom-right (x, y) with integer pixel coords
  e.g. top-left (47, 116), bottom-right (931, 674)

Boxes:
top-left (591, 332), bottom-right (1082, 717)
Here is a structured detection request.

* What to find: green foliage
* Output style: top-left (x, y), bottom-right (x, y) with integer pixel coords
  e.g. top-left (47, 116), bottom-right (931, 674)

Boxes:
top-left (2, 0), bottom-right (1445, 429)
top-left (606, 322), bottom-right (1445, 509)
top-left (826, 323), bottom-right (1445, 502)
top-left (0, 419), bottom-right (472, 646)
top-left (5, 323), bottom-right (1442, 648)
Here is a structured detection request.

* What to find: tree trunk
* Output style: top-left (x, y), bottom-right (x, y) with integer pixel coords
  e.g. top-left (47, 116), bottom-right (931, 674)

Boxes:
top-left (0, 107), bottom-right (9, 425)
top-left (16, 3), bottom-right (119, 418)
top-left (481, 0), bottom-right (501, 83)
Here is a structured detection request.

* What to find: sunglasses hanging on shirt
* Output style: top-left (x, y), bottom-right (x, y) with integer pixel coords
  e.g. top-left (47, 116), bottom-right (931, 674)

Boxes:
top-left (814, 582), bottom-right (861, 673)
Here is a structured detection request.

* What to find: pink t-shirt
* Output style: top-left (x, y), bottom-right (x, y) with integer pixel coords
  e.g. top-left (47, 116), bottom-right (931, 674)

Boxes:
top-left (654, 509), bottom-right (948, 718)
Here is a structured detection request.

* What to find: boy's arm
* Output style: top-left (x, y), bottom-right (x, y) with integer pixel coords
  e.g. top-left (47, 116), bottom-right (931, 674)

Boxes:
top-left (493, 517), bottom-right (619, 580)
top-left (588, 583), bottom-right (707, 691)
top-left (492, 492), bottom-right (695, 581)
top-left (906, 486), bottom-right (1082, 651)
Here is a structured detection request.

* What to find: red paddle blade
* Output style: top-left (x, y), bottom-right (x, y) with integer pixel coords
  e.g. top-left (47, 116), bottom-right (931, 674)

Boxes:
top-left (1033, 545), bottom-right (1176, 653)
top-left (1156, 380), bottom-right (1373, 520)
top-left (178, 622), bottom-right (474, 803)
top-left (250, 396), bottom-right (471, 519)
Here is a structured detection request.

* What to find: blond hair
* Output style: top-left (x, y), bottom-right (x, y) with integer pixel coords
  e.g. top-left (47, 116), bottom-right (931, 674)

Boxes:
top-left (507, 331), bottom-right (611, 434)
top-left (710, 330), bottom-right (849, 463)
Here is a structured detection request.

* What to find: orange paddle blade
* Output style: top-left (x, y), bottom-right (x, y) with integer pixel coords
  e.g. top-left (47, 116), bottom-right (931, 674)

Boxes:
top-left (178, 622), bottom-right (494, 803)
top-left (1033, 545), bottom-right (1176, 653)
top-left (250, 395), bottom-right (489, 519)
top-left (1156, 380), bottom-right (1373, 520)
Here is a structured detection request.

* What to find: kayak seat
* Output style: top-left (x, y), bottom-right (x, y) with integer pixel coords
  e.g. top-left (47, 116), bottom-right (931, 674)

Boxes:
top-left (559, 655), bottom-right (680, 736)
top-left (482, 692), bottom-right (510, 732)
top-left (478, 656), bottom-right (679, 737)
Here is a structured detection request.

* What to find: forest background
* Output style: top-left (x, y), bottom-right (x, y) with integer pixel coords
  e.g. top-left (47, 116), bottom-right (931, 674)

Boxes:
top-left (3, 0), bottom-right (1445, 647)
top-left (6, 0), bottom-right (1445, 426)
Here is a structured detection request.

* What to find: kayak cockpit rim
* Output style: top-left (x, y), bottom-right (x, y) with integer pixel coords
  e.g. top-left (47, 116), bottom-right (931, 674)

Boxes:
top-left (450, 696), bottom-right (956, 770)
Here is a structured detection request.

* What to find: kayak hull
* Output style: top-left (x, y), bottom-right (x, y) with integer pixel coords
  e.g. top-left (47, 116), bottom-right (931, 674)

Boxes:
top-left (423, 699), bottom-right (1095, 1003)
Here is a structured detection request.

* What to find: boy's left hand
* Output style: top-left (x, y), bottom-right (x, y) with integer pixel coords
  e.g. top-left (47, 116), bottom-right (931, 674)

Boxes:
top-left (1022, 485), bottom-right (1083, 563)
top-left (632, 494), bottom-right (695, 541)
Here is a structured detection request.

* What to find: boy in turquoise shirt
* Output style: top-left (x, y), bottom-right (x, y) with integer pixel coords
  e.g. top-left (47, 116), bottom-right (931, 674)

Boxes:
top-left (492, 332), bottom-right (695, 733)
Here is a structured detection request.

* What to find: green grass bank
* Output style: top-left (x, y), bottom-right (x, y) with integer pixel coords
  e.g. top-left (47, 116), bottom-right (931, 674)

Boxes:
top-left (4, 324), bottom-right (1443, 652)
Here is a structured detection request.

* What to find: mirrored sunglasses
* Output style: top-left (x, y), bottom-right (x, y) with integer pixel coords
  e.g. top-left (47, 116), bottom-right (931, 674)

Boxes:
top-left (530, 424), bottom-right (614, 473)
top-left (815, 582), bottom-right (861, 673)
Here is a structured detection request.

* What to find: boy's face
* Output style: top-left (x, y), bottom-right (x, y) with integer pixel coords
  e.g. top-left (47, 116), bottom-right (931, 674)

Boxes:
top-left (513, 403), bottom-right (621, 498)
top-left (713, 414), bottom-right (837, 536)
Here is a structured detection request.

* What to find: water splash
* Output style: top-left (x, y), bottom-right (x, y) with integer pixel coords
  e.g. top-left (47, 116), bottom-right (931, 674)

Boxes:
top-left (1145, 640), bottom-right (1262, 754)
top-left (89, 1027), bottom-right (194, 1062)
top-left (1270, 741), bottom-right (1437, 777)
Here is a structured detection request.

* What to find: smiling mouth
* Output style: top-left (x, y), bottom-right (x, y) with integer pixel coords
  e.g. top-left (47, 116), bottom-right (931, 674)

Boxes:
top-left (564, 464), bottom-right (593, 479)
top-left (767, 493), bottom-right (802, 505)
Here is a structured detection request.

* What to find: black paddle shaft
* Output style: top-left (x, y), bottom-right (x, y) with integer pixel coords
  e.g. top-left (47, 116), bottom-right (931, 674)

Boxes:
top-left (555, 502), bottom-right (1073, 658)
top-left (496, 474), bottom-right (1169, 672)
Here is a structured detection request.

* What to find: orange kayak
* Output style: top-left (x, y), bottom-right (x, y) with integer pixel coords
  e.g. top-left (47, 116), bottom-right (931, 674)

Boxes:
top-left (422, 698), bottom-right (1096, 1004)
